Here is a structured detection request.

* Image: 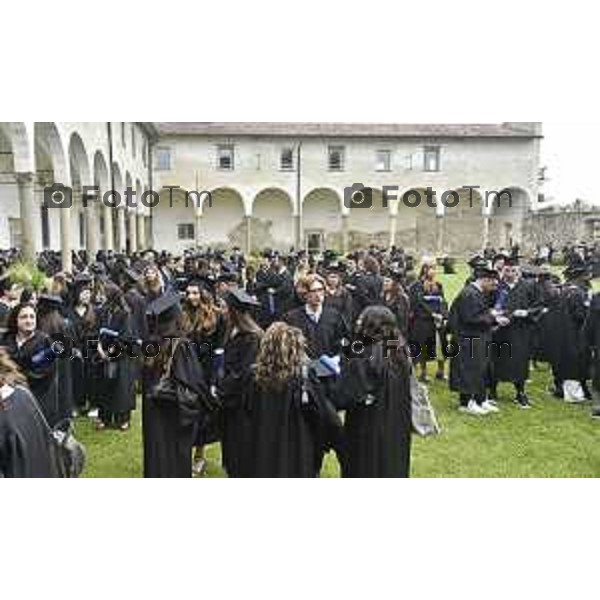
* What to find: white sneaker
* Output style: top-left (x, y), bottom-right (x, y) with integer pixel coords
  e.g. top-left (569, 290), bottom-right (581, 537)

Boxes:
top-left (459, 400), bottom-right (487, 416)
top-left (480, 400), bottom-right (500, 414)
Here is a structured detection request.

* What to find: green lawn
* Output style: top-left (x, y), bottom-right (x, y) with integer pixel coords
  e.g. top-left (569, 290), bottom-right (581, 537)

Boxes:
top-left (76, 264), bottom-right (600, 478)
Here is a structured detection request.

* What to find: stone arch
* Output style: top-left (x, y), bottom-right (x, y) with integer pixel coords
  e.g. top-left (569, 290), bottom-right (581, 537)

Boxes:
top-left (68, 133), bottom-right (92, 250)
top-left (443, 187), bottom-right (485, 256)
top-left (251, 188), bottom-right (294, 252)
top-left (200, 187), bottom-right (246, 249)
top-left (302, 187), bottom-right (342, 251)
top-left (347, 188), bottom-right (390, 250)
top-left (35, 123), bottom-right (69, 260)
top-left (488, 187), bottom-right (530, 249)
top-left (392, 188), bottom-right (439, 255)
top-left (0, 122), bottom-right (30, 173)
top-left (93, 150), bottom-right (110, 251)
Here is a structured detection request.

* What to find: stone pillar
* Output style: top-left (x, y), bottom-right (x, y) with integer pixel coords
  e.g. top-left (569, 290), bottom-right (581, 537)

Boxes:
top-left (388, 213), bottom-right (397, 250)
top-left (342, 214), bottom-right (350, 254)
top-left (137, 213), bottom-right (146, 250)
top-left (60, 206), bottom-right (72, 272)
top-left (102, 198), bottom-right (114, 251)
top-left (435, 215), bottom-right (444, 255)
top-left (85, 196), bottom-right (100, 259)
top-left (482, 214), bottom-right (491, 250)
top-left (128, 211), bottom-right (138, 253)
top-left (117, 208), bottom-right (126, 252)
top-left (294, 214), bottom-right (303, 250)
top-left (195, 213), bottom-right (202, 248)
top-left (16, 173), bottom-right (36, 261)
top-left (244, 215), bottom-right (252, 255)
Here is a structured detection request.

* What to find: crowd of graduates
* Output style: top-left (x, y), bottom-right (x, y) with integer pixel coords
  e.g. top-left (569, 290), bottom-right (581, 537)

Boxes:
top-left (1, 239), bottom-right (599, 478)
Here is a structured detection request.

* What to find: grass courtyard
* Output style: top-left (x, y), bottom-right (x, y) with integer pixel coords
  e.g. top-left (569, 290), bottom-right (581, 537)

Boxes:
top-left (75, 264), bottom-right (600, 478)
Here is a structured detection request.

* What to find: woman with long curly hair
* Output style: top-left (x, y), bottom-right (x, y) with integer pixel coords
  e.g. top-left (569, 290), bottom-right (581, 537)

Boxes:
top-left (240, 321), bottom-right (323, 477)
top-left (337, 305), bottom-right (412, 478)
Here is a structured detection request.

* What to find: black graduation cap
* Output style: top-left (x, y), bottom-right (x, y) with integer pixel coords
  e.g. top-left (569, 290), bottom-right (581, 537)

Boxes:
top-left (0, 273), bottom-right (12, 295)
top-left (503, 255), bottom-right (522, 267)
top-left (493, 251), bottom-right (510, 263)
top-left (473, 266), bottom-right (500, 280)
top-left (324, 261), bottom-right (346, 275)
top-left (218, 271), bottom-right (239, 284)
top-left (145, 292), bottom-right (182, 324)
top-left (468, 254), bottom-right (487, 269)
top-left (563, 264), bottom-right (591, 280)
top-left (37, 294), bottom-right (64, 310)
top-left (226, 288), bottom-right (260, 311)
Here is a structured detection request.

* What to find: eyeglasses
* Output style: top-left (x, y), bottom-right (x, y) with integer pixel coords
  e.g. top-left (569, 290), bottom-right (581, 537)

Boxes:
top-left (308, 287), bottom-right (325, 293)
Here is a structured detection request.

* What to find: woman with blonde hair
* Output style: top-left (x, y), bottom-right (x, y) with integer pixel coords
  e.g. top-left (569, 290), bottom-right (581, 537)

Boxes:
top-left (243, 321), bottom-right (323, 477)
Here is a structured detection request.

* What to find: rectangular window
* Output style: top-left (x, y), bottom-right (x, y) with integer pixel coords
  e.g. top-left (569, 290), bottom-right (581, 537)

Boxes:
top-left (375, 149), bottom-right (391, 172)
top-left (155, 147), bottom-right (171, 171)
top-left (177, 223), bottom-right (195, 240)
top-left (217, 145), bottom-right (235, 170)
top-left (424, 146), bottom-right (441, 172)
top-left (280, 147), bottom-right (294, 171)
top-left (79, 212), bottom-right (85, 247)
top-left (8, 218), bottom-right (22, 248)
top-left (328, 145), bottom-right (345, 171)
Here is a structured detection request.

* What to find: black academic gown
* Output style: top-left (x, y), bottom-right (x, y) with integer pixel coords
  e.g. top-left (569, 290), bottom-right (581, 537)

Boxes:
top-left (143, 341), bottom-right (210, 478)
top-left (3, 331), bottom-right (61, 428)
top-left (324, 288), bottom-right (354, 333)
top-left (584, 293), bottom-right (600, 392)
top-left (490, 279), bottom-right (537, 385)
top-left (97, 307), bottom-right (136, 417)
top-left (219, 330), bottom-right (261, 478)
top-left (555, 282), bottom-right (590, 381)
top-left (448, 284), bottom-right (497, 397)
top-left (336, 345), bottom-right (411, 478)
top-left (242, 373), bottom-right (321, 478)
top-left (283, 306), bottom-right (348, 359)
top-left (0, 385), bottom-right (56, 478)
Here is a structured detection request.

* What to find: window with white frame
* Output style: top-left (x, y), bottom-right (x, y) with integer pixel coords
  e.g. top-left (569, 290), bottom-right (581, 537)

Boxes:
top-left (217, 144), bottom-right (235, 170)
top-left (280, 147), bottom-right (294, 170)
top-left (424, 146), bottom-right (441, 172)
top-left (375, 149), bottom-right (391, 172)
top-left (155, 147), bottom-right (171, 171)
top-left (177, 223), bottom-right (195, 240)
top-left (328, 145), bottom-right (345, 171)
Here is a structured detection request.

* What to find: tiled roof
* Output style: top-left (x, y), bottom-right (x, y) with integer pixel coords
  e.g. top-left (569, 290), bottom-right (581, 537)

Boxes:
top-left (154, 122), bottom-right (542, 138)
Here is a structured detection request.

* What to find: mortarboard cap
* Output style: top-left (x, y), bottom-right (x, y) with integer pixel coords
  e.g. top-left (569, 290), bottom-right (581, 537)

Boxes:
top-left (226, 288), bottom-right (260, 312)
top-left (145, 292), bottom-right (182, 325)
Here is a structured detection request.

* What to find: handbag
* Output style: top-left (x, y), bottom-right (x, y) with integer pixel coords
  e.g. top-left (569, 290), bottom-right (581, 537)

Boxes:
top-left (24, 385), bottom-right (87, 478)
top-left (409, 371), bottom-right (441, 437)
top-left (150, 341), bottom-right (217, 414)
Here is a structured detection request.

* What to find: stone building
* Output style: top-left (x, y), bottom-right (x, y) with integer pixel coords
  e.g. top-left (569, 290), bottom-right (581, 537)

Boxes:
top-left (0, 121), bottom-right (544, 265)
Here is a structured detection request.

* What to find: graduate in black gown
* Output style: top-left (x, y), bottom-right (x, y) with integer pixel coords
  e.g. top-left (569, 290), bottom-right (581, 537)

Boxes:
top-left (408, 260), bottom-right (448, 383)
top-left (3, 303), bottom-right (61, 428)
top-left (95, 283), bottom-right (136, 430)
top-left (448, 266), bottom-right (509, 416)
top-left (0, 348), bottom-right (56, 478)
top-left (488, 258), bottom-right (539, 409)
top-left (37, 294), bottom-right (75, 423)
top-left (335, 306), bottom-right (412, 478)
top-left (383, 270), bottom-right (411, 339)
top-left (255, 251), bottom-right (295, 329)
top-left (68, 275), bottom-right (97, 415)
top-left (324, 263), bottom-right (354, 332)
top-left (553, 265), bottom-right (592, 400)
top-left (181, 279), bottom-right (226, 475)
top-left (218, 289), bottom-right (263, 478)
top-left (239, 322), bottom-right (323, 477)
top-left (143, 293), bottom-right (210, 478)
